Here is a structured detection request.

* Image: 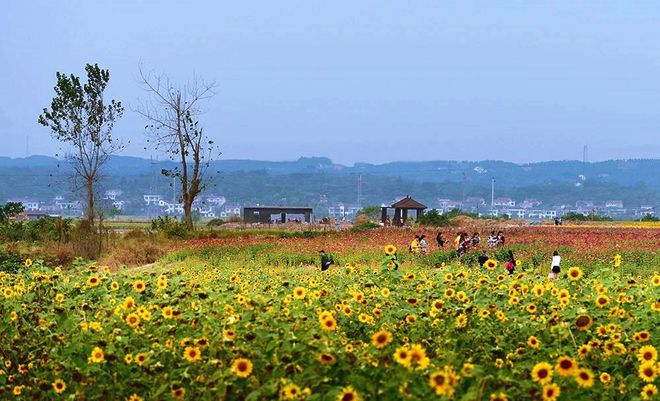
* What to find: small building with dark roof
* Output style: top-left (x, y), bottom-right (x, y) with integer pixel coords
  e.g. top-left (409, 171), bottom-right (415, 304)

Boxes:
top-left (243, 206), bottom-right (314, 224)
top-left (381, 196), bottom-right (427, 226)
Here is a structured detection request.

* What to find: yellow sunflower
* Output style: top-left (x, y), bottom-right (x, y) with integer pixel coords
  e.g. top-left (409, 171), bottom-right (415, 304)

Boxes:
top-left (542, 383), bottom-right (560, 401)
top-left (384, 245), bottom-right (397, 255)
top-left (555, 355), bottom-right (577, 377)
top-left (336, 386), bottom-right (361, 401)
top-left (531, 362), bottom-right (553, 384)
top-left (52, 379), bottom-right (66, 394)
top-left (371, 329), bottom-right (393, 349)
top-left (183, 346), bottom-right (202, 363)
top-left (575, 368), bottom-right (594, 388)
top-left (639, 361), bottom-right (658, 383)
top-left (231, 358), bottom-right (253, 378)
top-left (567, 267), bottom-right (583, 281)
top-left (637, 345), bottom-right (658, 363)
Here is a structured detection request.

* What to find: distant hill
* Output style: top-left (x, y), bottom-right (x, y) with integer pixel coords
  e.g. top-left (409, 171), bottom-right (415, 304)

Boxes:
top-left (0, 155), bottom-right (658, 213)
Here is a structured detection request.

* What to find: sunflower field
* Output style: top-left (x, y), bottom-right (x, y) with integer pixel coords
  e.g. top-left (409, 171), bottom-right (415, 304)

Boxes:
top-left (1, 228), bottom-right (659, 400)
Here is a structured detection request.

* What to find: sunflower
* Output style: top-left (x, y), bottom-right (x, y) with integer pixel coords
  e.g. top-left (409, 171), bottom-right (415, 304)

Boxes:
top-left (567, 267), bottom-right (583, 281)
top-left (317, 353), bottom-right (336, 364)
top-left (171, 386), bottom-right (185, 400)
top-left (642, 384), bottom-right (658, 401)
top-left (122, 296), bottom-right (136, 310)
top-left (532, 284), bottom-right (545, 297)
top-left (135, 353), bottom-right (147, 366)
top-left (162, 306), bottom-right (174, 319)
top-left (575, 368), bottom-right (594, 388)
top-left (428, 367), bottom-right (458, 397)
top-left (125, 313), bottom-right (141, 327)
top-left (599, 372), bottom-right (611, 385)
top-left (371, 329), bottom-right (393, 349)
top-left (124, 354), bottom-right (133, 364)
top-left (638, 361), bottom-right (658, 383)
top-left (320, 315), bottom-right (337, 331)
top-left (183, 346), bottom-right (202, 362)
top-left (336, 386), bottom-right (360, 401)
top-left (575, 314), bottom-right (592, 331)
top-left (133, 280), bottom-right (146, 293)
top-left (595, 295), bottom-right (610, 308)
top-left (634, 331), bottom-right (651, 343)
top-left (384, 245), bottom-right (397, 255)
top-left (293, 287), bottom-right (307, 299)
top-left (279, 383), bottom-right (302, 400)
top-left (485, 259), bottom-right (498, 270)
top-left (444, 288), bottom-right (455, 298)
top-left (555, 355), bottom-right (577, 377)
top-left (542, 383), bottom-right (560, 401)
top-left (461, 363), bottom-right (475, 377)
top-left (652, 274), bottom-right (660, 287)
top-left (52, 379), bottom-right (66, 394)
top-left (110, 281), bottom-right (119, 291)
top-left (88, 347), bottom-right (105, 363)
top-left (409, 343), bottom-right (430, 369)
top-left (531, 362), bottom-right (553, 384)
top-left (86, 276), bottom-right (100, 288)
top-left (231, 358), bottom-right (253, 378)
top-left (394, 345), bottom-right (412, 368)
top-left (527, 336), bottom-right (541, 349)
top-left (128, 395), bottom-right (143, 401)
top-left (455, 314), bottom-right (468, 328)
top-left (637, 345), bottom-right (658, 363)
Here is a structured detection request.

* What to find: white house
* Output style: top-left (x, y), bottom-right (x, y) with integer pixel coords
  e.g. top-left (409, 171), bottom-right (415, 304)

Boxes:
top-left (220, 204), bottom-right (241, 218)
top-left (103, 189), bottom-right (123, 201)
top-left (605, 200), bottom-right (623, 209)
top-left (144, 194), bottom-right (163, 206)
top-left (493, 197), bottom-right (516, 207)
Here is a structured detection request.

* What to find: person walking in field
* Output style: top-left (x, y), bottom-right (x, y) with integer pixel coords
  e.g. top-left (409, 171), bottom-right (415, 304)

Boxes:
top-left (419, 235), bottom-right (428, 253)
top-left (319, 250), bottom-right (334, 271)
top-left (477, 250), bottom-right (489, 271)
top-left (505, 250), bottom-right (516, 275)
top-left (409, 236), bottom-right (421, 254)
top-left (436, 232), bottom-right (445, 248)
top-left (549, 250), bottom-right (561, 279)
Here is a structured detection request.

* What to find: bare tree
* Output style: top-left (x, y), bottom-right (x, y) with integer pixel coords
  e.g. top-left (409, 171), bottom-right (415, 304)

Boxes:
top-left (38, 64), bottom-right (124, 234)
top-left (136, 68), bottom-right (217, 230)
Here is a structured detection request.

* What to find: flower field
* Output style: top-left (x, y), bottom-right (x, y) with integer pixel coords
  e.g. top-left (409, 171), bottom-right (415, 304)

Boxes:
top-left (1, 227), bottom-right (659, 400)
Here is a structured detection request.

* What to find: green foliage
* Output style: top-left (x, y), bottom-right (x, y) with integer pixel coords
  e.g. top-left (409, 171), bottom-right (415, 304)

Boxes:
top-left (151, 216), bottom-right (189, 238)
top-left (0, 249), bottom-right (22, 273)
top-left (418, 208), bottom-right (478, 226)
top-left (0, 217), bottom-right (72, 242)
top-left (356, 205), bottom-right (382, 220)
top-left (206, 218), bottom-right (226, 227)
top-left (350, 221), bottom-right (380, 232)
top-left (0, 202), bottom-right (24, 223)
top-left (564, 212), bottom-right (614, 221)
top-left (640, 213), bottom-right (659, 222)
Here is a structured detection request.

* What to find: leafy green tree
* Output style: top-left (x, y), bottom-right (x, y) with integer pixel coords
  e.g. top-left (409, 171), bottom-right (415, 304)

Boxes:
top-left (0, 202), bottom-right (24, 223)
top-left (356, 205), bottom-right (382, 221)
top-left (38, 64), bottom-right (124, 232)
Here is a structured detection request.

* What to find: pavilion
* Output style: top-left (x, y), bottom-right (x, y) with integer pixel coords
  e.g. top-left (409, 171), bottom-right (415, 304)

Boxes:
top-left (380, 196), bottom-right (427, 226)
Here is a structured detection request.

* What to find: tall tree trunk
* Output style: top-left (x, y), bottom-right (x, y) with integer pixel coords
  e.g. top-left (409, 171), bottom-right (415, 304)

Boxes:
top-left (86, 177), bottom-right (95, 229)
top-left (183, 200), bottom-right (193, 230)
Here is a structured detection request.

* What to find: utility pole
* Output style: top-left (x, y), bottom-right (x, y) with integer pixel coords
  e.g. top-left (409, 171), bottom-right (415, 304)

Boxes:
top-left (357, 174), bottom-right (363, 209)
top-left (491, 177), bottom-right (495, 207)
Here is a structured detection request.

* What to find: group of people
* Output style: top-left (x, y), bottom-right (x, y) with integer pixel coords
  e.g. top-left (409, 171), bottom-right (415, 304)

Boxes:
top-left (408, 230), bottom-right (506, 256)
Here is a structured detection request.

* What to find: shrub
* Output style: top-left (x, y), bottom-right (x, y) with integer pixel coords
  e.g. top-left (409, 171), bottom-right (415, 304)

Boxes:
top-left (151, 216), bottom-right (189, 238)
top-left (207, 218), bottom-right (226, 227)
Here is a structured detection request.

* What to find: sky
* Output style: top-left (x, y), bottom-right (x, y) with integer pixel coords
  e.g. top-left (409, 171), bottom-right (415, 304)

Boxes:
top-left (1, 1), bottom-right (660, 165)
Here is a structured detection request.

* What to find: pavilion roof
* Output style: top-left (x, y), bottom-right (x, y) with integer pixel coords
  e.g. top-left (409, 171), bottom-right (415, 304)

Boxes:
top-left (391, 196), bottom-right (427, 209)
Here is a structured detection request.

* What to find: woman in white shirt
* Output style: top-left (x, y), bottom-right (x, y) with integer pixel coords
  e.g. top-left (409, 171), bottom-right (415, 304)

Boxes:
top-left (549, 250), bottom-right (561, 279)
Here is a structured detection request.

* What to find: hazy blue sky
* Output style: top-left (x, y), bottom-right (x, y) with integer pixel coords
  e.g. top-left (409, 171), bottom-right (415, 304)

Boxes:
top-left (1, 1), bottom-right (660, 164)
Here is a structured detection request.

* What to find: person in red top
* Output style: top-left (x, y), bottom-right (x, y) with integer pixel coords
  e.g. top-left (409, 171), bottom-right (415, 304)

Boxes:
top-left (505, 250), bottom-right (516, 274)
